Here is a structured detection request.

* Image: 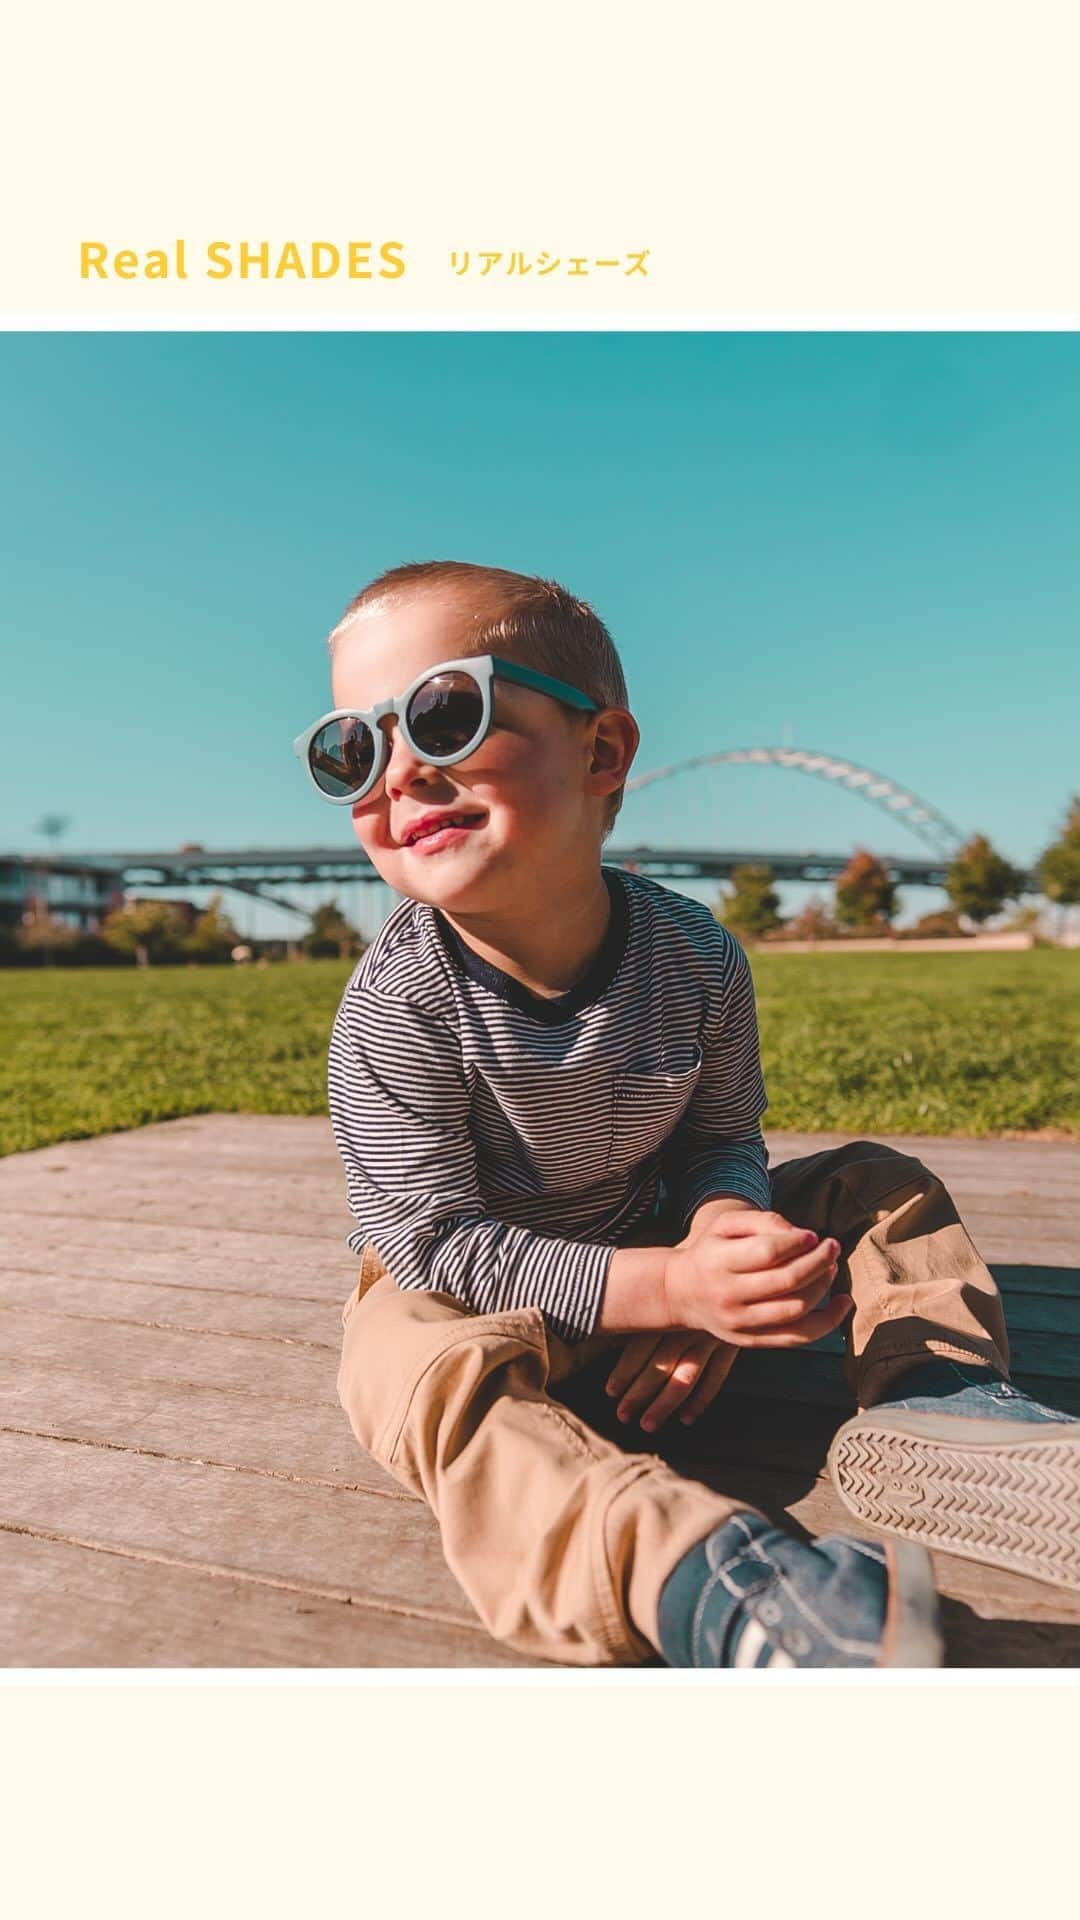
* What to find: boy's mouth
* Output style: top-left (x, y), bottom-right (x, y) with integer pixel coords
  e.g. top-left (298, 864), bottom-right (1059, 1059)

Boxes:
top-left (399, 809), bottom-right (487, 851)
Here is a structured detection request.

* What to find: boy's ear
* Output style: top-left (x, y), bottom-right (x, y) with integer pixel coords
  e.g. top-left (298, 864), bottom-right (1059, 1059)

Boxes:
top-left (585, 707), bottom-right (639, 794)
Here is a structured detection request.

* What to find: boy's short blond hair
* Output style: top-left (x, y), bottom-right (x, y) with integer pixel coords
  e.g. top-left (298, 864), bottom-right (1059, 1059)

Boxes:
top-left (328, 559), bottom-right (631, 835)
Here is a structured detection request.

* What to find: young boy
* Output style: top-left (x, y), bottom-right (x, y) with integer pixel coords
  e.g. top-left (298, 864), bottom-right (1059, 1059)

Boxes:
top-left (296, 560), bottom-right (1079, 1667)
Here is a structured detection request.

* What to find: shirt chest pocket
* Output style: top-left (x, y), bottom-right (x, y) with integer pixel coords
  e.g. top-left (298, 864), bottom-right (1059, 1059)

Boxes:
top-left (610, 1047), bottom-right (703, 1173)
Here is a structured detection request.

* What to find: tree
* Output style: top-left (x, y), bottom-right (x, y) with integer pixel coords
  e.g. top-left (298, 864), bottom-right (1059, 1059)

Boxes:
top-left (945, 834), bottom-right (1023, 925)
top-left (781, 896), bottom-right (839, 942)
top-left (15, 913), bottom-right (79, 962)
top-left (102, 899), bottom-right (190, 965)
top-left (717, 864), bottom-right (783, 939)
top-left (301, 899), bottom-right (364, 959)
top-left (1037, 797), bottom-right (1080, 907)
top-left (182, 893), bottom-right (241, 964)
top-left (834, 849), bottom-right (897, 931)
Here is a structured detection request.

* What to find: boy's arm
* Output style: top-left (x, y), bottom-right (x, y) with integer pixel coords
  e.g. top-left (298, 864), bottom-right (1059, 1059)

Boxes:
top-left (658, 930), bottom-right (772, 1235)
top-left (328, 984), bottom-right (614, 1344)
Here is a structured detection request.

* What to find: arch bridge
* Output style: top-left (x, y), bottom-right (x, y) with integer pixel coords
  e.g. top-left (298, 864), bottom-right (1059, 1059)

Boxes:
top-left (15, 747), bottom-right (1002, 926)
top-left (623, 746), bottom-right (967, 858)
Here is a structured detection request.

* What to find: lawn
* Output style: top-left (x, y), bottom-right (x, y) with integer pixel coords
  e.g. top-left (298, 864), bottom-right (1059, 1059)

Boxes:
top-left (1, 950), bottom-right (1077, 1157)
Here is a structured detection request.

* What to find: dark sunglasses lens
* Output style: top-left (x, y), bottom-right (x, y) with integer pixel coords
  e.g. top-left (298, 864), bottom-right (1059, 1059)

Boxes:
top-left (405, 671), bottom-right (485, 758)
top-left (309, 718), bottom-right (377, 797)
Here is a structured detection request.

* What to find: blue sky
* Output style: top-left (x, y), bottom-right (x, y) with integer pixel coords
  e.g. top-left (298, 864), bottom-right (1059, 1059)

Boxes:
top-left (1, 332), bottom-right (1076, 935)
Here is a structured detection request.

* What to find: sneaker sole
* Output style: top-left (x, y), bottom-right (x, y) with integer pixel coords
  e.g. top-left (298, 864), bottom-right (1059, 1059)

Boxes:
top-left (829, 1411), bottom-right (1080, 1592)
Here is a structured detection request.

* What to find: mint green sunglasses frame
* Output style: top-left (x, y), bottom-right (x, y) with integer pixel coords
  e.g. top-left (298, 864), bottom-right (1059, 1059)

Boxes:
top-left (293, 653), bottom-right (600, 805)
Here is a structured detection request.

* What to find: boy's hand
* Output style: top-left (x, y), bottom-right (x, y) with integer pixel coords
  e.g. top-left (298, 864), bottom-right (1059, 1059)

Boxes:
top-left (664, 1211), bottom-right (851, 1348)
top-left (605, 1329), bottom-right (737, 1432)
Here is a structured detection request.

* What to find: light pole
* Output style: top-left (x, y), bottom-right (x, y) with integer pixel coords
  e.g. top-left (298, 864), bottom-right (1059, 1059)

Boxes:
top-left (30, 814), bottom-right (72, 965)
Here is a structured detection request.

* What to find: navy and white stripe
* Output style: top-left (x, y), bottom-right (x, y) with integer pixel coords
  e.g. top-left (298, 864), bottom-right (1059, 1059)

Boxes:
top-left (327, 866), bottom-right (770, 1344)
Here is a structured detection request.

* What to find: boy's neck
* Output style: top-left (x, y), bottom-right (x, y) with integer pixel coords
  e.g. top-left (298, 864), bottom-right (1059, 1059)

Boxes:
top-left (436, 868), bottom-right (613, 1000)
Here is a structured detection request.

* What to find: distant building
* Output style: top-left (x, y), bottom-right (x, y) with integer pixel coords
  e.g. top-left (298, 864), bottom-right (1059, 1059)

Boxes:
top-left (0, 857), bottom-right (123, 933)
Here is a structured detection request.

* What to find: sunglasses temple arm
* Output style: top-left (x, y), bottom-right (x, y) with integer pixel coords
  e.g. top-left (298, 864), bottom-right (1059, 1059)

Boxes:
top-left (493, 657), bottom-right (599, 711)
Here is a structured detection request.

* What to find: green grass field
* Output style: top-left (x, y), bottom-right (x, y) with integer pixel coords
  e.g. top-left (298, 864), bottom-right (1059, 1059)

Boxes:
top-left (1, 950), bottom-right (1077, 1157)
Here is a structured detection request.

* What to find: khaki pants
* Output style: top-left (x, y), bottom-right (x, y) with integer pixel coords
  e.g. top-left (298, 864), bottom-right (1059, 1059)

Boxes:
top-left (337, 1140), bottom-right (1010, 1666)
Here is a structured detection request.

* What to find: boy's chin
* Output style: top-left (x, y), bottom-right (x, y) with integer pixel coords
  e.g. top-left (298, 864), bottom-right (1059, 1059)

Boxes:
top-left (382, 848), bottom-right (498, 910)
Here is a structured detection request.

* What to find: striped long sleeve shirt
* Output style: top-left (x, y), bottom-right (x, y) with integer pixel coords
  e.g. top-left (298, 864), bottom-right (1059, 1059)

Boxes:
top-left (327, 866), bottom-right (770, 1344)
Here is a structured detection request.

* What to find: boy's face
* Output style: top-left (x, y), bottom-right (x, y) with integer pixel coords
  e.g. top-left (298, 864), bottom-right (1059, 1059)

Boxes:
top-left (329, 588), bottom-right (610, 913)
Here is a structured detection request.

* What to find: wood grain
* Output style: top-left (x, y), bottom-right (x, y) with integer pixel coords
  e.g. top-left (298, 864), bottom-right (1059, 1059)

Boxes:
top-left (2, 1113), bottom-right (1078, 1668)
top-left (0, 1531), bottom-right (535, 1669)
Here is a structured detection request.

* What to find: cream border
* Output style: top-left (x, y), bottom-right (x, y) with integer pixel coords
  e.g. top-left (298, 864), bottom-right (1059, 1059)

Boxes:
top-left (2, 1683), bottom-right (1077, 1916)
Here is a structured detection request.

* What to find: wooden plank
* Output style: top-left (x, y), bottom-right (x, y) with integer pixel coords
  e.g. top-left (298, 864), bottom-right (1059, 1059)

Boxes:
top-left (938, 1230), bottom-right (1080, 1268)
top-left (0, 1139), bottom-right (341, 1192)
top-left (933, 1206), bottom-right (1080, 1240)
top-left (5, 1167), bottom-right (354, 1218)
top-left (0, 1245), bottom-right (349, 1307)
top-left (767, 1130), bottom-right (1080, 1174)
top-left (0, 1429), bottom-right (475, 1624)
top-left (0, 1209), bottom-right (359, 1295)
top-left (0, 1182), bottom-right (352, 1242)
top-left (0, 1269), bottom-right (345, 1346)
top-left (0, 1307), bottom-right (335, 1403)
top-left (900, 1174), bottom-right (1080, 1206)
top-left (0, 1531), bottom-right (534, 1669)
top-left (0, 1355), bottom-right (398, 1496)
top-left (4, 1111), bottom-right (340, 1155)
top-left (2, 1126), bottom-right (343, 1177)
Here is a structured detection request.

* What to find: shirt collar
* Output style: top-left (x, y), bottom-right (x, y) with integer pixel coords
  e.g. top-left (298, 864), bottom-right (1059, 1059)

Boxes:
top-left (431, 866), bottom-right (630, 1025)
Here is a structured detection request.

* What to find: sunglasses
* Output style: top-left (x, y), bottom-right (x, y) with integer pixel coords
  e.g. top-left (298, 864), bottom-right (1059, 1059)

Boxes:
top-left (293, 653), bottom-right (600, 804)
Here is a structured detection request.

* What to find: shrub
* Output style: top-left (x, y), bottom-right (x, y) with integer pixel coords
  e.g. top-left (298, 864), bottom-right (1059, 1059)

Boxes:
top-left (894, 910), bottom-right (970, 940)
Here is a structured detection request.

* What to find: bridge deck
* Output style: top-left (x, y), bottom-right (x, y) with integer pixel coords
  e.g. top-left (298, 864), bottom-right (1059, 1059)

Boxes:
top-left (1, 1115), bottom-right (1077, 1667)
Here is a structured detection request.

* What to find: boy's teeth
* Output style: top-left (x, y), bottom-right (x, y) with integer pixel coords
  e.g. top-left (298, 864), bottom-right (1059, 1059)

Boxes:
top-left (416, 814), bottom-right (477, 839)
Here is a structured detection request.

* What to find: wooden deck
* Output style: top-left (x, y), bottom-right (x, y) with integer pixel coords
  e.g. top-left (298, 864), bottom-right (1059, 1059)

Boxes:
top-left (1, 1114), bottom-right (1078, 1667)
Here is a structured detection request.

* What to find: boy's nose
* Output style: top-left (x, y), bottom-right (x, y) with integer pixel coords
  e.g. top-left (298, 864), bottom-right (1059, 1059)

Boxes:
top-left (380, 716), bottom-right (441, 796)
